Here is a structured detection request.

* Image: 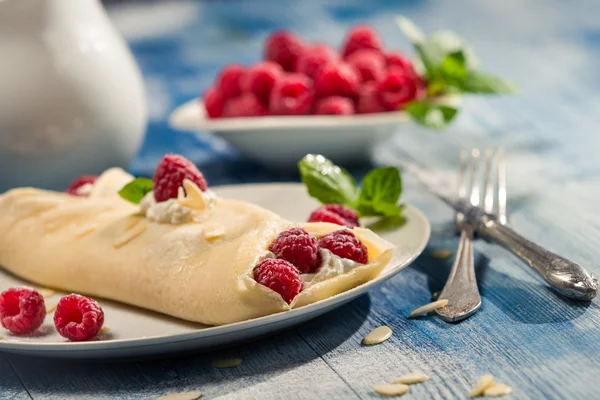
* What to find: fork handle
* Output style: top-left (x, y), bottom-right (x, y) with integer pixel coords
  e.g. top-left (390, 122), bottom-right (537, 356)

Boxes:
top-left (480, 217), bottom-right (599, 300)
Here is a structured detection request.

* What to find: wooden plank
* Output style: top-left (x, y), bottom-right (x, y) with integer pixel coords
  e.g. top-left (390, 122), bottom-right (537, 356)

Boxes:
top-left (0, 353), bottom-right (31, 400)
top-left (7, 331), bottom-right (357, 400)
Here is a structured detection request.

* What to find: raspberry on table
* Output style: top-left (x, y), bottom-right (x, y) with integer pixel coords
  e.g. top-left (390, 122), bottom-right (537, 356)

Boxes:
top-left (264, 30), bottom-right (306, 71)
top-left (241, 61), bottom-right (282, 104)
top-left (319, 230), bottom-right (368, 264)
top-left (294, 44), bottom-right (338, 80)
top-left (314, 62), bottom-right (360, 99)
top-left (215, 64), bottom-right (246, 100)
top-left (54, 294), bottom-right (104, 342)
top-left (269, 227), bottom-right (320, 273)
top-left (346, 49), bottom-right (386, 83)
top-left (314, 96), bottom-right (355, 115)
top-left (153, 154), bottom-right (208, 202)
top-left (203, 86), bottom-right (225, 119)
top-left (66, 175), bottom-right (97, 196)
top-left (253, 259), bottom-right (304, 304)
top-left (308, 204), bottom-right (360, 228)
top-left (269, 73), bottom-right (314, 115)
top-left (0, 288), bottom-right (46, 335)
top-left (376, 69), bottom-right (421, 111)
top-left (385, 52), bottom-right (413, 71)
top-left (222, 93), bottom-right (269, 118)
top-left (356, 82), bottom-right (386, 114)
top-left (341, 25), bottom-right (383, 59)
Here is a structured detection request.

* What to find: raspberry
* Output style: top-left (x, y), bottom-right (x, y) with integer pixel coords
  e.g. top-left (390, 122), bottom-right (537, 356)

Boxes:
top-left (319, 230), bottom-right (368, 264)
top-left (66, 175), bottom-right (97, 196)
top-left (222, 93), bottom-right (269, 118)
top-left (215, 64), bottom-right (246, 99)
top-left (153, 154), bottom-right (208, 202)
top-left (269, 227), bottom-right (319, 273)
top-left (241, 61), bottom-right (282, 104)
top-left (314, 96), bottom-right (355, 115)
top-left (346, 49), bottom-right (386, 83)
top-left (203, 86), bottom-right (225, 119)
top-left (308, 204), bottom-right (360, 228)
top-left (376, 69), bottom-right (421, 111)
top-left (294, 44), bottom-right (338, 80)
top-left (385, 52), bottom-right (413, 71)
top-left (264, 30), bottom-right (306, 71)
top-left (341, 25), bottom-right (383, 59)
top-left (269, 73), bottom-right (314, 115)
top-left (253, 259), bottom-right (303, 303)
top-left (0, 288), bottom-right (46, 335)
top-left (356, 82), bottom-right (386, 114)
top-left (54, 294), bottom-right (104, 342)
top-left (314, 62), bottom-right (360, 98)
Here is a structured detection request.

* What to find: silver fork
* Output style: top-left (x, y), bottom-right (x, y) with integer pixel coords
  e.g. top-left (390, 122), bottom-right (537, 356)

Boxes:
top-left (436, 149), bottom-right (497, 322)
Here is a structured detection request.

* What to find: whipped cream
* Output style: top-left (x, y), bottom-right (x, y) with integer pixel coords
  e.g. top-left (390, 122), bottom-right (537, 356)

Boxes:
top-left (89, 168), bottom-right (135, 200)
top-left (140, 192), bottom-right (192, 225)
top-left (75, 183), bottom-right (94, 196)
top-left (303, 248), bottom-right (358, 288)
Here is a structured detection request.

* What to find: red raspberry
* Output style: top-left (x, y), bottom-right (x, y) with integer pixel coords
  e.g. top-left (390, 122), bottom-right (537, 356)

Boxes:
top-left (314, 62), bottom-right (360, 98)
top-left (222, 93), bottom-right (269, 118)
top-left (241, 61), bottom-right (282, 104)
top-left (319, 230), bottom-right (368, 264)
top-left (314, 96), bottom-right (355, 115)
top-left (269, 73), bottom-right (314, 115)
top-left (215, 64), bottom-right (246, 100)
top-left (308, 204), bottom-right (360, 228)
top-left (346, 49), bottom-right (385, 83)
top-left (66, 175), bottom-right (97, 196)
top-left (253, 259), bottom-right (303, 303)
top-left (153, 154), bottom-right (208, 202)
top-left (294, 44), bottom-right (338, 80)
top-left (377, 69), bottom-right (420, 111)
top-left (203, 86), bottom-right (225, 119)
top-left (269, 227), bottom-right (319, 273)
top-left (264, 30), bottom-right (306, 71)
top-left (385, 52), bottom-right (413, 71)
top-left (356, 82), bottom-right (386, 114)
top-left (54, 294), bottom-right (104, 342)
top-left (341, 25), bottom-right (383, 59)
top-left (0, 288), bottom-right (46, 335)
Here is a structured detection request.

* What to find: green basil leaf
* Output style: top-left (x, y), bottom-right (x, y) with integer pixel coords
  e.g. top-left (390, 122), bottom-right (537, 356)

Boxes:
top-left (118, 177), bottom-right (153, 204)
top-left (355, 167), bottom-right (403, 217)
top-left (298, 154), bottom-right (359, 207)
top-left (458, 71), bottom-right (520, 94)
top-left (405, 100), bottom-right (459, 129)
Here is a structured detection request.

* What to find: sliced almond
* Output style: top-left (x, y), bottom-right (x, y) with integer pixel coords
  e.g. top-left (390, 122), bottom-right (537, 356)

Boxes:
top-left (157, 391), bottom-right (202, 400)
top-left (37, 288), bottom-right (55, 298)
top-left (178, 179), bottom-right (208, 211)
top-left (74, 223), bottom-right (98, 238)
top-left (373, 383), bottom-right (409, 397)
top-left (409, 299), bottom-right (449, 318)
top-left (113, 224), bottom-right (147, 249)
top-left (362, 326), bottom-right (392, 345)
top-left (203, 224), bottom-right (225, 241)
top-left (99, 326), bottom-right (109, 334)
top-left (212, 358), bottom-right (242, 368)
top-left (432, 249), bottom-right (452, 260)
top-left (0, 336), bottom-right (4, 340)
top-left (483, 382), bottom-right (512, 397)
top-left (393, 371), bottom-right (429, 385)
top-left (469, 375), bottom-right (494, 397)
top-left (46, 304), bottom-right (57, 314)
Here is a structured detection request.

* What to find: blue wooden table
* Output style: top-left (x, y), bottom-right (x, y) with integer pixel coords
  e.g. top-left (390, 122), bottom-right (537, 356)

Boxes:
top-left (3, 0), bottom-right (600, 398)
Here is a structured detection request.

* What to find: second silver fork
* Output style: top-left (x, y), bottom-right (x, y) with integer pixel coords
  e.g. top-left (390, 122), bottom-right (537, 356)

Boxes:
top-left (436, 149), bottom-right (504, 322)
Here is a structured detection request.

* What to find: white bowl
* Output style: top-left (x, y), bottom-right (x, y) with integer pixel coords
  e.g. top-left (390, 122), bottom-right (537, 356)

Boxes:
top-left (169, 98), bottom-right (419, 169)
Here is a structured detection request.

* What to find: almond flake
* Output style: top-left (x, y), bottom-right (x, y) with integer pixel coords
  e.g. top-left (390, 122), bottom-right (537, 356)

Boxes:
top-left (483, 382), bottom-right (512, 397)
top-left (469, 375), bottom-right (494, 397)
top-left (362, 326), bottom-right (393, 345)
top-left (409, 299), bottom-right (449, 318)
top-left (100, 326), bottom-right (109, 334)
top-left (113, 224), bottom-right (147, 249)
top-left (0, 336), bottom-right (4, 340)
top-left (432, 249), bottom-right (452, 260)
top-left (46, 304), bottom-right (57, 314)
top-left (38, 288), bottom-right (55, 298)
top-left (393, 372), bottom-right (429, 385)
top-left (74, 223), bottom-right (98, 238)
top-left (203, 224), bottom-right (225, 241)
top-left (373, 383), bottom-right (409, 397)
top-left (178, 179), bottom-right (207, 210)
top-left (157, 391), bottom-right (202, 400)
top-left (212, 358), bottom-right (242, 368)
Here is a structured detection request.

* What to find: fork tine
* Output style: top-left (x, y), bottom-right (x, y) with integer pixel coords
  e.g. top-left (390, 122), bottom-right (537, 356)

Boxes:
top-left (469, 149), bottom-right (480, 207)
top-left (497, 148), bottom-right (507, 224)
top-left (456, 151), bottom-right (468, 225)
top-left (483, 149), bottom-right (494, 213)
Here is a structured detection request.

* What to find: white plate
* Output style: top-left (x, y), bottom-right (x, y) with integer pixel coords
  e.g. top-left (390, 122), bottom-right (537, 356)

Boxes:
top-left (0, 183), bottom-right (430, 359)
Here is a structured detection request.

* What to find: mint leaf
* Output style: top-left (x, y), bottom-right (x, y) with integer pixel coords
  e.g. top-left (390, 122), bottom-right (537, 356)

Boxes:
top-left (458, 71), bottom-right (519, 94)
top-left (118, 177), bottom-right (153, 204)
top-left (298, 154), bottom-right (359, 207)
top-left (405, 100), bottom-right (458, 129)
top-left (355, 167), bottom-right (403, 217)
top-left (439, 50), bottom-right (467, 82)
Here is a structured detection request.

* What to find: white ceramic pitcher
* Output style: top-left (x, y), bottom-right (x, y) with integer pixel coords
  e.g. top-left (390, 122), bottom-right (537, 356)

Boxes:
top-left (0, 0), bottom-right (147, 192)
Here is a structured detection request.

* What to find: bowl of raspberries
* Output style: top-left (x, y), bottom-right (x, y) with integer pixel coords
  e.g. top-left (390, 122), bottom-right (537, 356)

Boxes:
top-left (170, 24), bottom-right (456, 169)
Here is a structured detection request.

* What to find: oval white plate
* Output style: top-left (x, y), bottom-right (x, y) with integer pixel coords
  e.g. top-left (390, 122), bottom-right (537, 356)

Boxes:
top-left (0, 183), bottom-right (430, 359)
